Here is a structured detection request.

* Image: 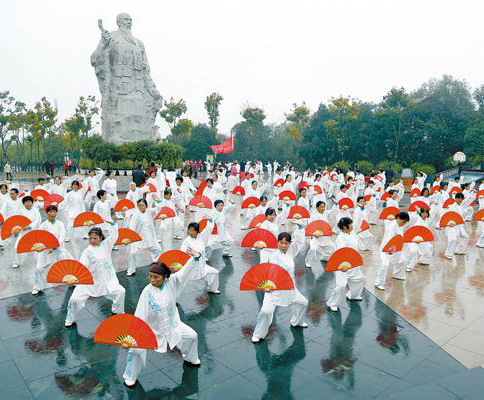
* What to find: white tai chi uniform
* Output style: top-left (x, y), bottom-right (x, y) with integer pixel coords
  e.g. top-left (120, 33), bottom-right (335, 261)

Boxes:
top-left (60, 182), bottom-right (89, 241)
top-left (12, 204), bottom-right (42, 267)
top-left (353, 205), bottom-right (374, 251)
top-left (65, 224), bottom-right (125, 325)
top-left (212, 202), bottom-right (236, 256)
top-left (123, 257), bottom-right (201, 383)
top-left (304, 209), bottom-right (336, 267)
top-left (84, 169), bottom-right (104, 209)
top-left (101, 177), bottom-right (119, 212)
top-left (252, 248), bottom-right (308, 340)
top-left (444, 200), bottom-right (472, 259)
top-left (375, 220), bottom-right (405, 288)
top-left (404, 214), bottom-right (433, 270)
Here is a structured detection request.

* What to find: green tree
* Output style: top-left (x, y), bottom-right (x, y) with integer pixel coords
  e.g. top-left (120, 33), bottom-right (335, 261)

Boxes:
top-left (159, 98), bottom-right (187, 131)
top-left (170, 118), bottom-right (194, 145)
top-left (0, 91), bottom-right (16, 159)
top-left (285, 102), bottom-right (310, 141)
top-left (205, 92), bottom-right (223, 139)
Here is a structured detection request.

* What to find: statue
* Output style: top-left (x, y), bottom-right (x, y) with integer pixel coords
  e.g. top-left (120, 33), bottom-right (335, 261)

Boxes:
top-left (91, 13), bottom-right (163, 144)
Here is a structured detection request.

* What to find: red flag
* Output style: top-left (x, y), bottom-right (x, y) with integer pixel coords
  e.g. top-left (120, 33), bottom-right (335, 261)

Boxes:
top-left (211, 132), bottom-right (234, 154)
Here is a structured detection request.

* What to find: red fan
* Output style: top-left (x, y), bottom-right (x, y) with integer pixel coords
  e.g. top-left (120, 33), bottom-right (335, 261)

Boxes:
top-left (73, 212), bottom-right (104, 227)
top-left (364, 195), bottom-right (372, 202)
top-left (114, 199), bottom-right (135, 212)
top-left (94, 314), bottom-right (158, 350)
top-left (199, 218), bottom-right (218, 234)
top-left (403, 226), bottom-right (434, 243)
top-left (273, 179), bottom-right (285, 188)
top-left (346, 183), bottom-right (352, 190)
top-left (338, 198), bottom-right (354, 210)
top-left (476, 190), bottom-right (484, 199)
top-left (297, 182), bottom-right (310, 191)
top-left (379, 207), bottom-right (400, 220)
top-left (140, 183), bottom-right (157, 193)
top-left (155, 207), bottom-right (176, 220)
top-left (232, 186), bottom-right (246, 196)
top-left (279, 190), bottom-right (296, 201)
top-left (381, 192), bottom-right (390, 201)
top-left (242, 196), bottom-right (260, 209)
top-left (410, 188), bottom-right (421, 198)
top-left (473, 209), bottom-right (484, 222)
top-left (449, 186), bottom-right (462, 194)
top-left (44, 194), bottom-right (64, 210)
top-left (165, 179), bottom-right (170, 187)
top-left (440, 211), bottom-right (464, 228)
top-left (241, 228), bottom-right (277, 249)
top-left (326, 247), bottom-right (363, 272)
top-left (47, 260), bottom-right (94, 285)
top-left (31, 189), bottom-right (50, 202)
top-left (189, 195), bottom-right (212, 209)
top-left (158, 249), bottom-right (191, 272)
top-left (382, 234), bottom-right (404, 253)
top-left (1, 215), bottom-right (32, 240)
top-left (431, 186), bottom-right (441, 194)
top-left (408, 201), bottom-right (430, 212)
top-left (194, 180), bottom-right (207, 196)
top-left (115, 228), bottom-right (142, 246)
top-left (249, 214), bottom-right (266, 229)
top-left (288, 206), bottom-right (310, 219)
top-left (313, 185), bottom-right (323, 195)
top-left (443, 198), bottom-right (455, 209)
top-left (240, 263), bottom-right (294, 291)
top-left (17, 230), bottom-right (59, 253)
top-left (0, 213), bottom-right (3, 224)
top-left (360, 220), bottom-right (370, 232)
top-left (305, 220), bottom-right (332, 237)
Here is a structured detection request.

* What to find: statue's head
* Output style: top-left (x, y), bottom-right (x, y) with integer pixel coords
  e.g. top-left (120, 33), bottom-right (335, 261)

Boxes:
top-left (116, 13), bottom-right (132, 30)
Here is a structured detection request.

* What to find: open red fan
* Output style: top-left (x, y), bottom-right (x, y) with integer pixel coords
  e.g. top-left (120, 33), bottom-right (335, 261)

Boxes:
top-left (47, 260), bottom-right (94, 284)
top-left (431, 186), bottom-right (441, 194)
top-left (199, 218), bottom-right (218, 234)
top-left (476, 190), bottom-right (484, 199)
top-left (44, 194), bottom-right (64, 211)
top-left (140, 183), bottom-right (157, 193)
top-left (409, 188), bottom-right (421, 198)
top-left (73, 212), bottom-right (104, 227)
top-left (189, 195), bottom-right (212, 209)
top-left (242, 196), bottom-right (260, 209)
top-left (1, 215), bottom-right (32, 240)
top-left (305, 220), bottom-right (332, 237)
top-left (115, 228), bottom-right (142, 246)
top-left (403, 226), bottom-right (434, 243)
top-left (288, 206), bottom-right (310, 219)
top-left (94, 314), bottom-right (158, 350)
top-left (381, 192), bottom-right (390, 201)
top-left (114, 199), bottom-right (135, 212)
top-left (17, 230), bottom-right (59, 253)
top-left (240, 263), bottom-right (294, 291)
top-left (249, 214), bottom-right (266, 229)
top-left (408, 201), bottom-right (430, 212)
top-left (443, 198), bottom-right (455, 209)
top-left (194, 180), bottom-right (207, 196)
top-left (360, 220), bottom-right (370, 232)
top-left (0, 213), bottom-right (3, 224)
top-left (313, 185), bottom-right (323, 195)
top-left (379, 207), bottom-right (400, 220)
top-left (232, 186), bottom-right (246, 196)
top-left (297, 182), bottom-right (310, 191)
top-left (273, 179), bottom-right (285, 188)
top-left (449, 186), bottom-right (462, 194)
top-left (382, 235), bottom-right (404, 253)
top-left (473, 209), bottom-right (484, 222)
top-left (31, 189), bottom-right (50, 202)
top-left (440, 211), bottom-right (464, 228)
top-left (364, 195), bottom-right (372, 202)
top-left (279, 190), bottom-right (296, 201)
top-left (326, 247), bottom-right (363, 272)
top-left (155, 207), bottom-right (176, 220)
top-left (338, 198), bottom-right (354, 210)
top-left (241, 228), bottom-right (277, 249)
top-left (158, 249), bottom-right (191, 272)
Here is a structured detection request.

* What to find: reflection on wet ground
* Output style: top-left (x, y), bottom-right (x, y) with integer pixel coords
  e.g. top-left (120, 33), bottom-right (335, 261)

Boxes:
top-left (0, 201), bottom-right (484, 398)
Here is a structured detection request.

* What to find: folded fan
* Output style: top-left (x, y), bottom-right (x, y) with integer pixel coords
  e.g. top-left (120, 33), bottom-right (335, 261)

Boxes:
top-left (326, 247), bottom-right (363, 272)
top-left (305, 220), bottom-right (333, 237)
top-left (157, 249), bottom-right (191, 272)
top-left (1, 215), bottom-right (32, 240)
top-left (364, 195), bottom-right (372, 202)
top-left (380, 192), bottom-right (390, 201)
top-left (47, 259), bottom-right (94, 284)
top-left (199, 218), bottom-right (218, 234)
top-left (194, 181), bottom-right (207, 196)
top-left (17, 230), bottom-right (59, 253)
top-left (240, 263), bottom-right (294, 291)
top-left (73, 212), bottom-right (104, 228)
top-left (360, 220), bottom-right (370, 232)
top-left (241, 228), bottom-right (277, 249)
top-left (94, 314), bottom-right (158, 350)
top-left (114, 199), bottom-right (135, 212)
top-left (115, 228), bottom-right (142, 246)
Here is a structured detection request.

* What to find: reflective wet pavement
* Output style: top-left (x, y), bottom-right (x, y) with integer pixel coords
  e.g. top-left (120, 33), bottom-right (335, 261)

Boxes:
top-left (1, 199), bottom-right (484, 398)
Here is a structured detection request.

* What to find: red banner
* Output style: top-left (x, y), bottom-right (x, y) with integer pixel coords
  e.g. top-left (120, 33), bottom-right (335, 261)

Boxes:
top-left (211, 133), bottom-right (234, 154)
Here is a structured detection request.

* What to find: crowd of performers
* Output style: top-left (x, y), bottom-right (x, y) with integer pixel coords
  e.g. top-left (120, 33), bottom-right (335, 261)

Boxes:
top-left (0, 159), bottom-right (483, 388)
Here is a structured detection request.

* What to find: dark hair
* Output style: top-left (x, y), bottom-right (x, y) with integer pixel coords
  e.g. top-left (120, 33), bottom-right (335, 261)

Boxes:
top-left (71, 180), bottom-right (80, 188)
top-left (175, 175), bottom-right (184, 183)
top-left (421, 188), bottom-right (430, 197)
top-left (337, 217), bottom-right (353, 231)
top-left (0, 183), bottom-right (7, 190)
top-left (419, 208), bottom-right (430, 217)
top-left (188, 222), bottom-right (200, 233)
top-left (316, 200), bottom-right (326, 209)
top-left (315, 174), bottom-right (321, 179)
top-left (396, 212), bottom-right (410, 222)
top-left (88, 227), bottom-right (105, 241)
top-left (251, 180), bottom-right (257, 185)
top-left (455, 193), bottom-right (464, 200)
top-left (46, 204), bottom-right (58, 213)
top-left (164, 188), bottom-right (172, 196)
top-left (356, 196), bottom-right (364, 203)
top-left (149, 262), bottom-right (171, 279)
top-left (10, 187), bottom-right (19, 194)
top-left (277, 232), bottom-right (292, 242)
top-left (259, 195), bottom-right (268, 202)
top-left (22, 195), bottom-right (34, 204)
top-left (441, 182), bottom-right (448, 189)
top-left (265, 207), bottom-right (276, 217)
top-left (214, 199), bottom-right (224, 208)
top-left (97, 189), bottom-right (106, 199)
top-left (340, 184), bottom-right (347, 190)
top-left (206, 178), bottom-right (214, 184)
top-left (298, 187), bottom-right (307, 194)
top-left (88, 169), bottom-right (94, 174)
top-left (37, 177), bottom-right (44, 183)
top-left (388, 189), bottom-right (396, 195)
top-left (137, 199), bottom-right (148, 207)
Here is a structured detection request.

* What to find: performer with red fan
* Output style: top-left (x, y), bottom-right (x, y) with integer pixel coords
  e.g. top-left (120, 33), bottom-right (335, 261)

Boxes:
top-left (374, 212), bottom-right (410, 290)
top-left (240, 263), bottom-right (294, 291)
top-left (61, 179), bottom-right (90, 242)
top-left (304, 201), bottom-right (336, 268)
top-left (403, 208), bottom-right (434, 271)
top-left (442, 192), bottom-right (472, 260)
top-left (254, 206), bottom-right (290, 263)
top-left (352, 196), bottom-right (374, 251)
top-left (122, 250), bottom-right (203, 387)
top-left (364, 181), bottom-right (378, 225)
top-left (211, 199), bottom-right (237, 257)
top-left (326, 217), bottom-right (365, 312)
top-left (251, 232), bottom-right (308, 343)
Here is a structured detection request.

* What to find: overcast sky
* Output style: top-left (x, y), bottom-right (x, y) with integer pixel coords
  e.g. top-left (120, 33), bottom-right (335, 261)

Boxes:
top-left (2, 0), bottom-right (484, 138)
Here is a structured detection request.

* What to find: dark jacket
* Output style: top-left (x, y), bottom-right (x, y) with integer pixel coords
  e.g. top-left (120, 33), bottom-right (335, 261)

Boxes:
top-left (133, 169), bottom-right (146, 187)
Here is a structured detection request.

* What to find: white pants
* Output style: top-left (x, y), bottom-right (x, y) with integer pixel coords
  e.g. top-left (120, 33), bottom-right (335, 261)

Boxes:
top-left (128, 245), bottom-right (162, 275)
top-left (214, 237), bottom-right (234, 255)
top-left (253, 289), bottom-right (308, 339)
top-left (375, 252), bottom-right (405, 287)
top-left (198, 265), bottom-right (220, 292)
top-left (65, 284), bottom-right (126, 325)
top-left (305, 237), bottom-right (335, 267)
top-left (445, 226), bottom-right (469, 258)
top-left (326, 267), bottom-right (365, 308)
top-left (123, 322), bottom-right (199, 383)
top-left (357, 231), bottom-right (374, 251)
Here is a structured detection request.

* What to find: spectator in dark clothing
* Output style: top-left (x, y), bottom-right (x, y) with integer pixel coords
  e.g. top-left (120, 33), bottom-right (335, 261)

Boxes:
top-left (133, 164), bottom-right (146, 187)
top-left (49, 160), bottom-right (54, 176)
top-left (384, 167), bottom-right (394, 184)
top-left (44, 160), bottom-right (50, 175)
